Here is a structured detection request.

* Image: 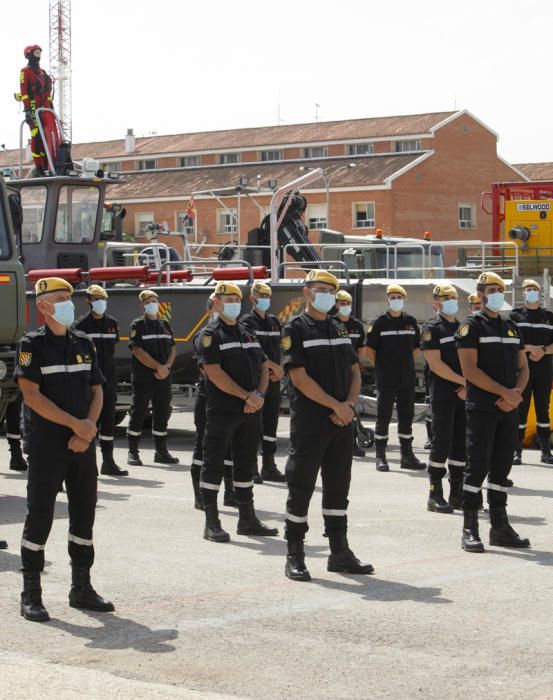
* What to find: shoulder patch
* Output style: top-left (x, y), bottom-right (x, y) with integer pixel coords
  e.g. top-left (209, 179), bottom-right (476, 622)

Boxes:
top-left (422, 330), bottom-right (432, 342)
top-left (201, 334), bottom-right (212, 348)
top-left (282, 335), bottom-right (292, 352)
top-left (459, 324), bottom-right (469, 337)
top-left (367, 324), bottom-right (373, 333)
top-left (129, 327), bottom-right (136, 338)
top-left (19, 352), bottom-right (32, 367)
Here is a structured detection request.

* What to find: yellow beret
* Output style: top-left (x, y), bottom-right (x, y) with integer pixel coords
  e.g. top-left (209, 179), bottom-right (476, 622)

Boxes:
top-left (214, 281), bottom-right (242, 298)
top-left (468, 293), bottom-right (481, 304)
top-left (35, 277), bottom-right (73, 297)
top-left (335, 290), bottom-right (352, 302)
top-left (251, 281), bottom-right (272, 296)
top-left (522, 279), bottom-right (541, 290)
top-left (432, 283), bottom-right (458, 299)
top-left (386, 284), bottom-right (407, 297)
top-left (86, 284), bottom-right (108, 299)
top-left (139, 289), bottom-right (159, 302)
top-left (477, 271), bottom-right (505, 290)
top-left (305, 269), bottom-right (339, 291)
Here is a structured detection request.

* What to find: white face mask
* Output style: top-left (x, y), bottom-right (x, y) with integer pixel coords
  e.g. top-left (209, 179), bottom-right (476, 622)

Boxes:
top-left (338, 305), bottom-right (352, 317)
top-left (525, 290), bottom-right (540, 304)
top-left (441, 299), bottom-right (458, 316)
top-left (389, 298), bottom-right (404, 312)
top-left (91, 299), bottom-right (107, 315)
top-left (144, 301), bottom-right (159, 317)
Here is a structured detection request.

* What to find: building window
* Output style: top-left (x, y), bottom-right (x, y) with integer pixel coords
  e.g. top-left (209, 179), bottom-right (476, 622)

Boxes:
top-left (353, 202), bottom-right (376, 229)
top-left (459, 204), bottom-right (476, 230)
top-left (260, 150), bottom-right (282, 162)
top-left (175, 210), bottom-right (195, 234)
top-left (348, 143), bottom-right (374, 156)
top-left (395, 140), bottom-right (421, 153)
top-left (138, 159), bottom-right (157, 170)
top-left (217, 208), bottom-right (237, 234)
top-left (304, 146), bottom-right (328, 159)
top-left (102, 161), bottom-right (121, 173)
top-left (179, 155), bottom-right (200, 168)
top-left (136, 212), bottom-right (155, 236)
top-left (307, 203), bottom-right (328, 230)
top-left (218, 153), bottom-right (240, 165)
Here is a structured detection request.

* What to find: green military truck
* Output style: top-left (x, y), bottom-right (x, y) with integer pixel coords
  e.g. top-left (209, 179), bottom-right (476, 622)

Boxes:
top-left (0, 175), bottom-right (26, 421)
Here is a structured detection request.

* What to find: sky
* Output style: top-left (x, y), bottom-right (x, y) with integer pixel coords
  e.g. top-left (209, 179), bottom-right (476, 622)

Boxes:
top-left (0, 0), bottom-right (550, 165)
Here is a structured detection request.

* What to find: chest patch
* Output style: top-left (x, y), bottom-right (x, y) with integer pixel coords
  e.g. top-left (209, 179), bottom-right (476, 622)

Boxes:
top-left (130, 327), bottom-right (136, 338)
top-left (19, 352), bottom-right (32, 367)
top-left (201, 335), bottom-right (212, 348)
top-left (75, 354), bottom-right (83, 364)
top-left (507, 329), bottom-right (517, 337)
top-left (282, 335), bottom-right (292, 352)
top-left (459, 324), bottom-right (469, 337)
top-left (422, 330), bottom-right (432, 342)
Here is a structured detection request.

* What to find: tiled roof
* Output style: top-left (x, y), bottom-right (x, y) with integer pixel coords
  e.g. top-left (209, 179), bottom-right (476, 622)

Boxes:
top-left (105, 154), bottom-right (423, 200)
top-left (515, 162), bottom-right (553, 181)
top-left (0, 111), bottom-right (455, 167)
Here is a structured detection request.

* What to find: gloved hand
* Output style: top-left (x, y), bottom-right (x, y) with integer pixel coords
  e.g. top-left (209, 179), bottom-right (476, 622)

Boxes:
top-left (24, 109), bottom-right (34, 126)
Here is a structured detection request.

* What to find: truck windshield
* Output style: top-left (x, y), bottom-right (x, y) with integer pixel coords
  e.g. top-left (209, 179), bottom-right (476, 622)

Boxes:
top-left (54, 185), bottom-right (100, 244)
top-left (0, 202), bottom-right (10, 259)
top-left (20, 185), bottom-right (47, 243)
top-left (375, 246), bottom-right (444, 278)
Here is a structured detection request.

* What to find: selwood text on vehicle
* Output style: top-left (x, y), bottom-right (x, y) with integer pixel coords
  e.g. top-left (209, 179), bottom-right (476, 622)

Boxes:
top-left (5, 166), bottom-right (532, 414)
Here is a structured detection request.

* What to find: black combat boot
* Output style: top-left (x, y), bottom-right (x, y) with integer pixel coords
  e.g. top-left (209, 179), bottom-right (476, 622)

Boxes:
top-left (127, 436), bottom-right (143, 466)
top-left (400, 438), bottom-right (426, 470)
top-left (100, 442), bottom-right (128, 476)
top-left (0, 539), bottom-right (7, 549)
top-left (489, 506), bottom-right (530, 548)
top-left (237, 501), bottom-right (278, 536)
top-left (20, 572), bottom-right (50, 622)
top-left (375, 439), bottom-right (389, 472)
top-left (285, 537), bottom-right (311, 581)
top-left (191, 470), bottom-right (204, 510)
top-left (462, 509), bottom-right (484, 552)
top-left (260, 455), bottom-right (286, 482)
top-left (427, 480), bottom-right (454, 513)
top-left (223, 474), bottom-right (238, 507)
top-left (512, 449), bottom-right (522, 466)
top-left (69, 566), bottom-right (114, 611)
top-left (538, 434), bottom-right (553, 465)
top-left (327, 532), bottom-right (374, 574)
top-left (204, 503), bottom-right (230, 543)
top-left (253, 469), bottom-right (263, 484)
top-left (153, 437), bottom-right (179, 465)
top-left (8, 439), bottom-right (27, 471)
top-left (448, 474), bottom-right (464, 510)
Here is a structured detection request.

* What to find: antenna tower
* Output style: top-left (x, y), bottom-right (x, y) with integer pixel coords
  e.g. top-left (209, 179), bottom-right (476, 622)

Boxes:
top-left (49, 0), bottom-right (72, 141)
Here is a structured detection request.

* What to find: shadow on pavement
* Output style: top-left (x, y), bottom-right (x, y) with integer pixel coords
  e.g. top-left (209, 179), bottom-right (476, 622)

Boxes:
top-left (487, 547), bottom-right (553, 567)
top-left (312, 575), bottom-right (452, 604)
top-left (48, 609), bottom-right (178, 653)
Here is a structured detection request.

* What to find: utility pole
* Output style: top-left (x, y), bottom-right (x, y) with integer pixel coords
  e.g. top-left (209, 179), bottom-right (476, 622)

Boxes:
top-left (49, 0), bottom-right (72, 141)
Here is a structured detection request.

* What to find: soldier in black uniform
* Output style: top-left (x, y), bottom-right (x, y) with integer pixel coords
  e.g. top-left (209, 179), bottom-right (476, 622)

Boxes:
top-left (509, 279), bottom-right (553, 465)
top-left (420, 284), bottom-right (466, 513)
top-left (468, 293), bottom-right (482, 315)
top-left (333, 289), bottom-right (366, 458)
top-left (4, 395), bottom-right (27, 470)
top-left (196, 281), bottom-right (278, 543)
top-left (75, 285), bottom-right (127, 476)
top-left (456, 271), bottom-right (530, 552)
top-left (15, 277), bottom-right (114, 622)
top-left (191, 294), bottom-right (236, 510)
top-left (240, 281), bottom-right (285, 482)
top-left (127, 289), bottom-right (179, 467)
top-left (282, 269), bottom-right (373, 581)
top-left (366, 284), bottom-right (426, 472)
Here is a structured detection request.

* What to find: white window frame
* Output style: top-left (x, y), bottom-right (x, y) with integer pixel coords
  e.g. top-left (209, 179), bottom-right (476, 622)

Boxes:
top-left (306, 203), bottom-right (328, 230)
top-left (348, 143), bottom-right (374, 156)
top-left (179, 155), bottom-right (200, 168)
top-left (216, 208), bottom-right (237, 235)
top-left (352, 202), bottom-right (376, 229)
top-left (135, 212), bottom-right (155, 236)
top-left (304, 146), bottom-right (328, 159)
top-left (458, 203), bottom-right (476, 230)
top-left (102, 161), bottom-right (121, 173)
top-left (218, 153), bottom-right (241, 165)
top-left (138, 159), bottom-right (157, 170)
top-left (395, 140), bottom-right (421, 153)
top-left (259, 149), bottom-right (283, 162)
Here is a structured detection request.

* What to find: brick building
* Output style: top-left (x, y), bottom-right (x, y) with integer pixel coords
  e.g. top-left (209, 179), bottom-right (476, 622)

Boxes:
top-left (2, 110), bottom-right (528, 250)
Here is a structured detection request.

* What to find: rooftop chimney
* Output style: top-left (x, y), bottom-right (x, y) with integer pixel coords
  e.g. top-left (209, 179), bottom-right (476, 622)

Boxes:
top-left (125, 128), bottom-right (136, 154)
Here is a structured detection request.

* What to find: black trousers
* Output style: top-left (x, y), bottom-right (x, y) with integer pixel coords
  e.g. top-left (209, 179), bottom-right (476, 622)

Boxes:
top-left (518, 364), bottom-right (552, 442)
top-left (21, 449), bottom-right (97, 572)
top-left (261, 380), bottom-right (281, 458)
top-left (285, 422), bottom-right (353, 538)
top-left (463, 408), bottom-right (517, 509)
top-left (428, 396), bottom-right (466, 479)
top-left (374, 382), bottom-right (415, 443)
top-left (200, 410), bottom-right (261, 505)
top-left (127, 377), bottom-right (171, 440)
top-left (98, 377), bottom-right (117, 443)
top-left (5, 394), bottom-right (23, 442)
top-left (191, 392), bottom-right (233, 483)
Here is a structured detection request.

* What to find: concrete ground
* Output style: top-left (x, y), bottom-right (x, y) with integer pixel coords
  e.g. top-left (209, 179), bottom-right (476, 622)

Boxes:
top-left (1, 412), bottom-right (553, 700)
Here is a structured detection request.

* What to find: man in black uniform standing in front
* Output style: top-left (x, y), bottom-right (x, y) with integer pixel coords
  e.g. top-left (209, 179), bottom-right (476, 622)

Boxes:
top-left (240, 281), bottom-right (285, 483)
top-left (15, 277), bottom-right (114, 622)
top-left (75, 285), bottom-right (127, 476)
top-left (366, 284), bottom-right (425, 472)
top-left (127, 290), bottom-right (179, 467)
top-left (333, 289), bottom-right (366, 458)
top-left (456, 271), bottom-right (530, 552)
top-left (420, 284), bottom-right (466, 513)
top-left (282, 269), bottom-right (373, 581)
top-left (509, 279), bottom-right (553, 465)
top-left (196, 281), bottom-right (278, 543)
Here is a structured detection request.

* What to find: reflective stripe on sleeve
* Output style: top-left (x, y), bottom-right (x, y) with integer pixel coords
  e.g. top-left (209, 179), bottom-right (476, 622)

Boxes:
top-left (223, 460), bottom-right (233, 466)
top-left (478, 337), bottom-right (520, 344)
top-left (303, 338), bottom-right (352, 348)
top-left (87, 333), bottom-right (118, 339)
top-left (254, 331), bottom-right (281, 337)
top-left (380, 330), bottom-right (416, 336)
top-left (141, 334), bottom-right (173, 340)
top-left (439, 336), bottom-right (456, 344)
top-left (515, 322), bottom-right (553, 330)
top-left (40, 363), bottom-right (92, 375)
top-left (219, 341), bottom-right (262, 351)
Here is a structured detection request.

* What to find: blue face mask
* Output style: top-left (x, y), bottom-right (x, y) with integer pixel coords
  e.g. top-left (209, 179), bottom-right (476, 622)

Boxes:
top-left (312, 291), bottom-right (336, 313)
top-left (525, 290), bottom-right (540, 304)
top-left (48, 300), bottom-right (75, 327)
top-left (223, 302), bottom-right (242, 320)
top-left (144, 302), bottom-right (159, 317)
top-left (389, 298), bottom-right (404, 312)
top-left (91, 299), bottom-right (107, 316)
top-left (338, 305), bottom-right (352, 317)
top-left (441, 299), bottom-right (458, 316)
top-left (485, 292), bottom-right (505, 312)
top-left (256, 298), bottom-right (271, 312)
